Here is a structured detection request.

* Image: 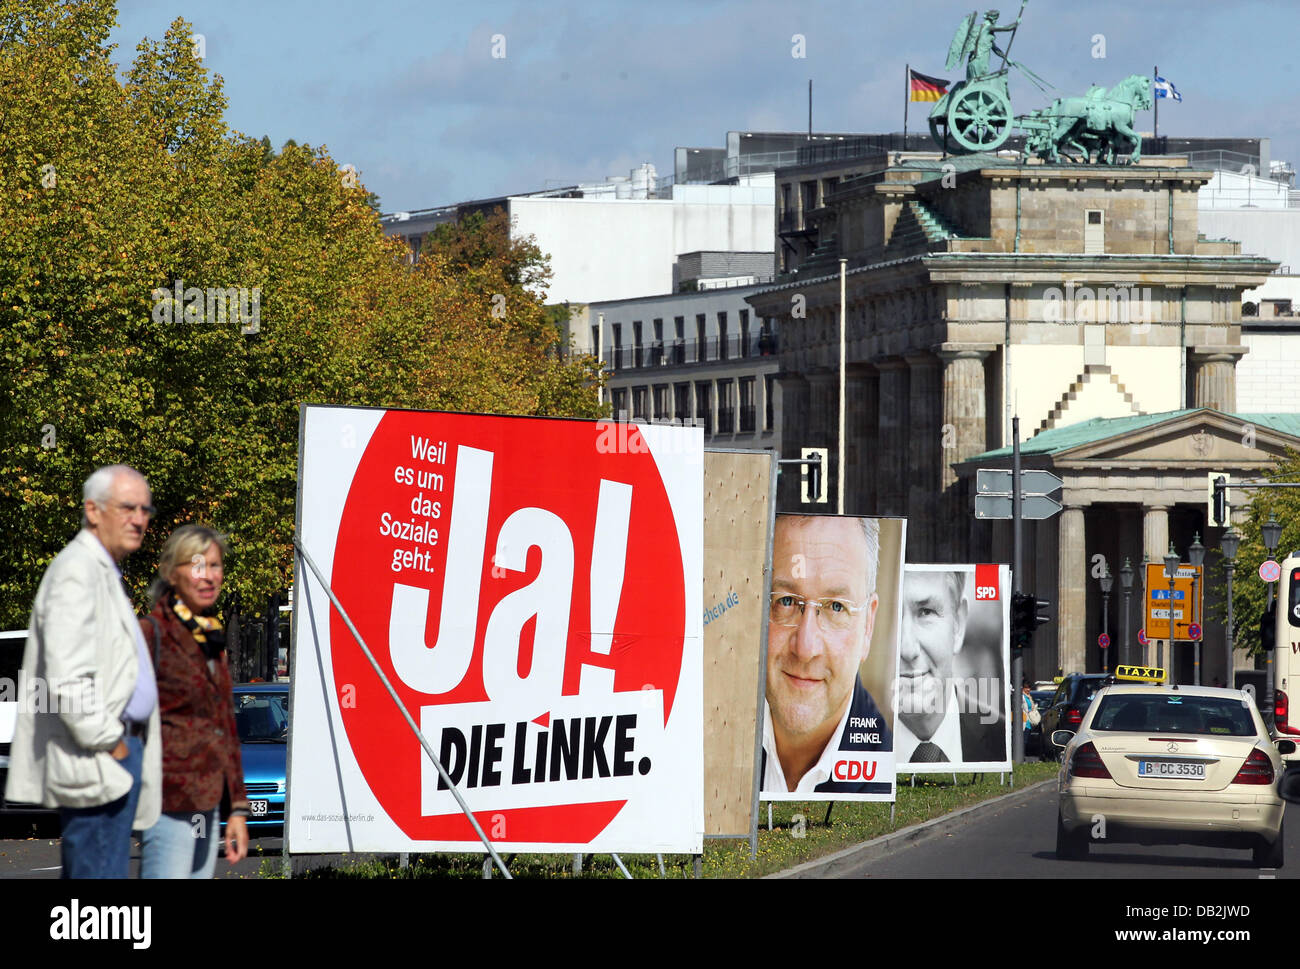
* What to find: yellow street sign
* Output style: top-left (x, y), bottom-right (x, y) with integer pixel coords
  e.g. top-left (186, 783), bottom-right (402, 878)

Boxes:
top-left (1144, 562), bottom-right (1203, 641)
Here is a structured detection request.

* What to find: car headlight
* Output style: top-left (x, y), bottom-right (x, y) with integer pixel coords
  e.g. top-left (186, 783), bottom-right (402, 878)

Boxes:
top-left (277, 779), bottom-right (286, 794)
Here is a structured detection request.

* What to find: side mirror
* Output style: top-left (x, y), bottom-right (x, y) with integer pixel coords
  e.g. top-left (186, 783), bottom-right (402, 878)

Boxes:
top-left (1279, 766), bottom-right (1300, 804)
top-left (1278, 740), bottom-right (1297, 756)
top-left (1050, 729), bottom-right (1075, 749)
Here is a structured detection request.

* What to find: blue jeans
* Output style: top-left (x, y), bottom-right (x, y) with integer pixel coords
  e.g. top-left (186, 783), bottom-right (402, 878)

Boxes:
top-left (140, 808), bottom-right (220, 879)
top-left (59, 734), bottom-right (144, 879)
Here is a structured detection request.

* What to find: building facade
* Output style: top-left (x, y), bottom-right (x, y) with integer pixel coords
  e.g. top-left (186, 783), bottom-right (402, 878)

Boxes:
top-left (747, 152), bottom-right (1287, 684)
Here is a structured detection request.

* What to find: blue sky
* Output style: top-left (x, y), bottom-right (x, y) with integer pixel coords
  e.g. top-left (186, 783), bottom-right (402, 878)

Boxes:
top-left (109, 0), bottom-right (1299, 213)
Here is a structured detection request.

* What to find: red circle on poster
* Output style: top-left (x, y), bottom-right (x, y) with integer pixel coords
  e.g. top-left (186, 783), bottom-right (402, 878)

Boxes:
top-left (328, 411), bottom-right (687, 843)
top-left (1137, 629), bottom-right (1149, 646)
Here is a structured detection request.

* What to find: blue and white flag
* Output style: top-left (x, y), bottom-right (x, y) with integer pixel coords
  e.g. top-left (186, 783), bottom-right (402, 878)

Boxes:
top-left (1153, 74), bottom-right (1182, 102)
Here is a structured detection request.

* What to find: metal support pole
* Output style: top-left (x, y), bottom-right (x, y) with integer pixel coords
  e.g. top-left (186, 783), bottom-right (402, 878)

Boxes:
top-left (1192, 572), bottom-right (1200, 685)
top-left (293, 536), bottom-right (513, 879)
top-left (1102, 590), bottom-right (1110, 674)
top-left (838, 258), bottom-right (847, 515)
top-left (1011, 416), bottom-right (1024, 764)
top-left (1226, 562), bottom-right (1234, 687)
top-left (611, 854), bottom-right (633, 880)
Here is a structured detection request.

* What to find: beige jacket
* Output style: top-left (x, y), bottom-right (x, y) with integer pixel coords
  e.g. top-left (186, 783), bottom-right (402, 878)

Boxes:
top-left (3, 530), bottom-right (161, 827)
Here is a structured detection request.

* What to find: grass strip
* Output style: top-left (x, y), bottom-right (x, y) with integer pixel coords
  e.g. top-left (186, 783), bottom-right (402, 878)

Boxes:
top-left (264, 761), bottom-right (1058, 879)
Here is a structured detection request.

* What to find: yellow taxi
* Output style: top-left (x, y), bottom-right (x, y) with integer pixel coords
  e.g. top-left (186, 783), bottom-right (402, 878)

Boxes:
top-left (1052, 665), bottom-right (1294, 867)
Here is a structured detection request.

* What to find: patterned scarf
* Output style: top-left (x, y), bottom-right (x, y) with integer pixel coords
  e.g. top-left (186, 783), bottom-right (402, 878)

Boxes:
top-left (171, 594), bottom-right (227, 661)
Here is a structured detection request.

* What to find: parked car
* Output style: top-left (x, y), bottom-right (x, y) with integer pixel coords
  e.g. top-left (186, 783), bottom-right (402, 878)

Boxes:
top-left (232, 683), bottom-right (289, 829)
top-left (1053, 675), bottom-right (1291, 866)
top-left (0, 629), bottom-right (50, 814)
top-left (1038, 673), bottom-right (1113, 760)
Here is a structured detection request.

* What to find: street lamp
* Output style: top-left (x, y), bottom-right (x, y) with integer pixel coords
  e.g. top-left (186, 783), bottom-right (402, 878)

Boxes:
top-left (1099, 564), bottom-right (1113, 674)
top-left (1119, 558), bottom-right (1135, 667)
top-left (1221, 528), bottom-right (1240, 690)
top-left (1188, 533), bottom-right (1205, 685)
top-left (1263, 515), bottom-right (1283, 728)
top-left (1164, 543), bottom-right (1180, 682)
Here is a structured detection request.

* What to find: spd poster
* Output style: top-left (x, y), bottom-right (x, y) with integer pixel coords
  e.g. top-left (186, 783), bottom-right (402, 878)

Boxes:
top-left (288, 405), bottom-right (703, 853)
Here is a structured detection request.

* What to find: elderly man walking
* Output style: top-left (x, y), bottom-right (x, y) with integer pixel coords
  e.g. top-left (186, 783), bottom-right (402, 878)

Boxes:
top-left (5, 464), bottom-right (162, 877)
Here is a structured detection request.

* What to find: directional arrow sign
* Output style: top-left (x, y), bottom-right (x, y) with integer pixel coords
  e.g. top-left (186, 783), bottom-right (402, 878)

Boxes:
top-left (974, 494), bottom-right (1063, 520)
top-left (976, 469), bottom-right (1064, 496)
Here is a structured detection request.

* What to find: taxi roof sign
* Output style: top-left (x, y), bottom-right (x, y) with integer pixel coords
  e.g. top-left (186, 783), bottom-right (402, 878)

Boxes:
top-left (1115, 664), bottom-right (1165, 683)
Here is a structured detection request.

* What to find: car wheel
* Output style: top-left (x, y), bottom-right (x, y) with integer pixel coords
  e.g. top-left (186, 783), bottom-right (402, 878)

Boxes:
top-left (1056, 810), bottom-right (1087, 860)
top-left (1254, 820), bottom-right (1284, 868)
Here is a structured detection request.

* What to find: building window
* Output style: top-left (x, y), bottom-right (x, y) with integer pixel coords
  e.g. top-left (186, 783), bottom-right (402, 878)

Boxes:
top-left (718, 311), bottom-right (729, 360)
top-left (633, 320), bottom-right (643, 368)
top-left (717, 379), bottom-right (734, 434)
top-left (695, 314), bottom-right (707, 363)
top-left (675, 383), bottom-right (691, 423)
top-left (739, 309), bottom-right (750, 358)
top-left (673, 316), bottom-right (685, 363)
top-left (612, 388), bottom-right (628, 420)
top-left (739, 377), bottom-right (756, 433)
top-left (651, 318), bottom-right (664, 365)
top-left (695, 381), bottom-right (713, 436)
top-left (612, 323), bottom-right (623, 371)
top-left (632, 386), bottom-right (648, 421)
top-left (764, 373), bottom-right (776, 430)
top-left (1084, 209), bottom-right (1104, 254)
top-left (653, 385), bottom-right (670, 421)
top-left (591, 325), bottom-right (600, 356)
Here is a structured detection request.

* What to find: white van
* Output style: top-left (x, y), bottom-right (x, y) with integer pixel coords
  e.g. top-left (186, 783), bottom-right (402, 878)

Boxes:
top-left (1270, 554), bottom-right (1300, 764)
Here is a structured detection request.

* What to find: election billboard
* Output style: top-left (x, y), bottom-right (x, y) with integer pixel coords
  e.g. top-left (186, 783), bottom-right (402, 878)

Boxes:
top-left (896, 564), bottom-right (1012, 773)
top-left (760, 514), bottom-right (905, 801)
top-left (288, 405), bottom-right (703, 854)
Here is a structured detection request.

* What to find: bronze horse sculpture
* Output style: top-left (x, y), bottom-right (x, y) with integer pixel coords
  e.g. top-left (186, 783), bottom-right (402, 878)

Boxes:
top-left (1018, 74), bottom-right (1153, 164)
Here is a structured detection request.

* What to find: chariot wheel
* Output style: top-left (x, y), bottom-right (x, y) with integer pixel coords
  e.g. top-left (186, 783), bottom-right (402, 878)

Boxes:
top-left (947, 84), bottom-right (1012, 153)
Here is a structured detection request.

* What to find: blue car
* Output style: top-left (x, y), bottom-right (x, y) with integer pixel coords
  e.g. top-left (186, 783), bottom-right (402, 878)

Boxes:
top-left (232, 683), bottom-right (289, 829)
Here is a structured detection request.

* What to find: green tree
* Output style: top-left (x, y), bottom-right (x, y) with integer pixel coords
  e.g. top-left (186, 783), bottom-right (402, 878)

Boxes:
top-left (0, 3), bottom-right (602, 627)
top-left (1209, 450), bottom-right (1300, 657)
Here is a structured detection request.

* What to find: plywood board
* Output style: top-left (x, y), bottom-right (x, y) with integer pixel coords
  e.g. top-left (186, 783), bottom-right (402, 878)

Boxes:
top-left (702, 449), bottom-right (774, 837)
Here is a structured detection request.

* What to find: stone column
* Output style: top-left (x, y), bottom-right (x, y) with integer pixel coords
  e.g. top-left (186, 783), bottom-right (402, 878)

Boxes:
top-left (1058, 504), bottom-right (1087, 674)
top-left (1189, 345), bottom-right (1248, 412)
top-left (1142, 504), bottom-right (1170, 667)
top-left (1143, 504), bottom-right (1170, 564)
top-left (777, 374), bottom-right (809, 511)
top-left (906, 352), bottom-right (942, 561)
top-left (846, 366), bottom-right (878, 515)
top-left (876, 359), bottom-right (909, 518)
top-left (937, 343), bottom-right (994, 562)
top-left (806, 371), bottom-right (837, 507)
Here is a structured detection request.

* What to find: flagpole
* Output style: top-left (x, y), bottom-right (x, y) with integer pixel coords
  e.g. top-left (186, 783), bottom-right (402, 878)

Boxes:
top-left (904, 64), bottom-right (910, 147)
top-left (1153, 64), bottom-right (1159, 141)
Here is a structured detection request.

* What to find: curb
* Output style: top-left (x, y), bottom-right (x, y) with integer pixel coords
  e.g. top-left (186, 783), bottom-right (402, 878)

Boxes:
top-left (765, 777), bottom-right (1056, 879)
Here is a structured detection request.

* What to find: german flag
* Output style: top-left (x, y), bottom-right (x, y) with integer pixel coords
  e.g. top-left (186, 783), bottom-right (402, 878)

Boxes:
top-left (909, 69), bottom-right (949, 102)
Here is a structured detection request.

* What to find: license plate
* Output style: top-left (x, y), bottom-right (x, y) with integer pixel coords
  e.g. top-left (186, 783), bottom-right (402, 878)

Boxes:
top-left (1138, 761), bottom-right (1205, 778)
top-left (249, 799), bottom-right (269, 817)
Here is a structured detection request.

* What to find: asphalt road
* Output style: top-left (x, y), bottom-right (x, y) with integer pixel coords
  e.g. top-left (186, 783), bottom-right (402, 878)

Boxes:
top-left (0, 814), bottom-right (283, 879)
top-left (818, 783), bottom-right (1296, 878)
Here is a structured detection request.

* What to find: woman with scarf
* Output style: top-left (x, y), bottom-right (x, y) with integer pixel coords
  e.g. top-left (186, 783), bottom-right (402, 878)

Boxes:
top-left (138, 524), bottom-right (250, 878)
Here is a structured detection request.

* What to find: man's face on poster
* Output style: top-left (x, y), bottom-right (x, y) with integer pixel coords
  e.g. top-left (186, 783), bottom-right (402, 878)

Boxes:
top-left (766, 516), bottom-right (879, 745)
top-left (898, 571), bottom-right (968, 740)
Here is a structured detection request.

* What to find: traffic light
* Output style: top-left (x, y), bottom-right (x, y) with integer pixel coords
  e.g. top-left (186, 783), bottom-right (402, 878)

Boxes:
top-left (1261, 600), bottom-right (1277, 652)
top-left (800, 447), bottom-right (827, 504)
top-left (1011, 592), bottom-right (1052, 649)
top-left (1212, 475), bottom-right (1227, 527)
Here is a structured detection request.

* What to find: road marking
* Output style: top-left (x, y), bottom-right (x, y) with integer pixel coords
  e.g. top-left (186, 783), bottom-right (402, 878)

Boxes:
top-left (30, 865), bottom-right (60, 872)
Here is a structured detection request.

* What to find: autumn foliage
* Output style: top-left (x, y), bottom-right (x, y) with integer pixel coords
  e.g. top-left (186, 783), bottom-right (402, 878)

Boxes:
top-left (0, 1), bottom-right (603, 625)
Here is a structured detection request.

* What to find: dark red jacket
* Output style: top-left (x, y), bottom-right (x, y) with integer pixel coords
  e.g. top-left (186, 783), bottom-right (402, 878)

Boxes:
top-left (139, 601), bottom-right (248, 815)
